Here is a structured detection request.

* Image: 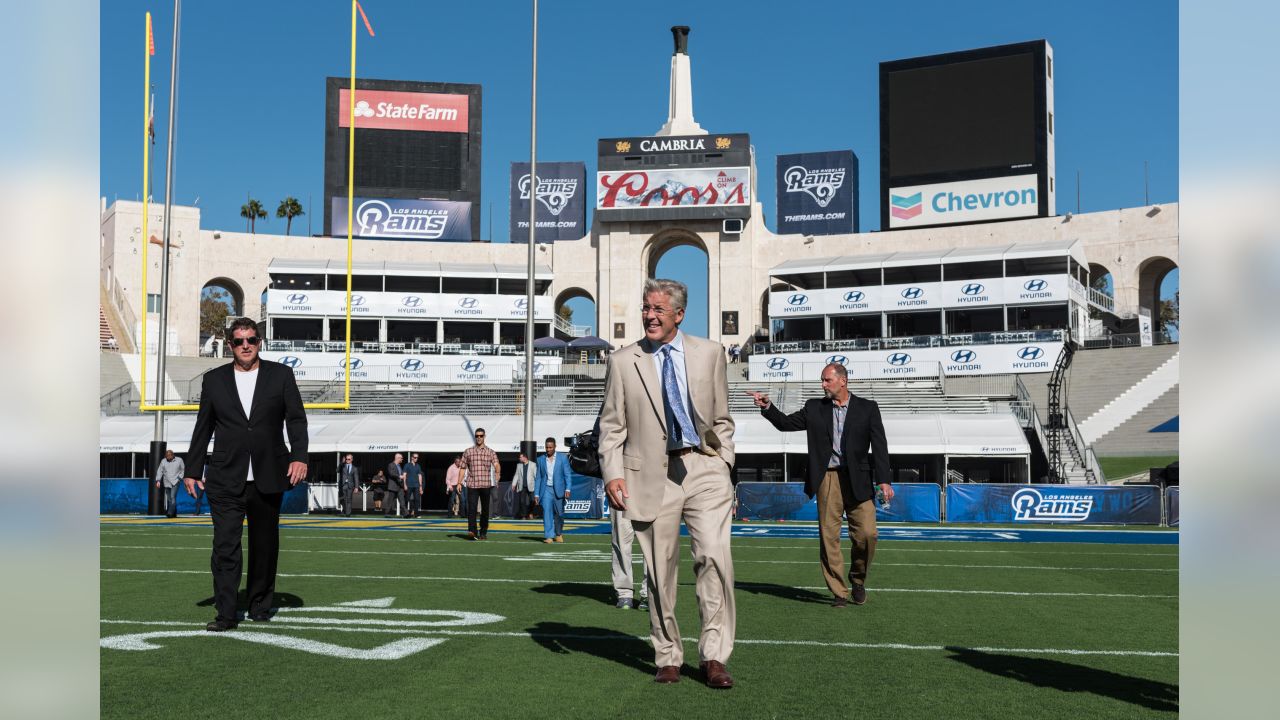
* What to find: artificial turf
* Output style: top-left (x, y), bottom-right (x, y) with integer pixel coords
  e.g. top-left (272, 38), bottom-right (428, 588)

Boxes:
top-left (100, 517), bottom-right (1177, 719)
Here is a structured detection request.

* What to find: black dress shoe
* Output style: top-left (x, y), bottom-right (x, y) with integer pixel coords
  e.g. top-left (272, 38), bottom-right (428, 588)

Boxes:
top-left (206, 619), bottom-right (238, 632)
top-left (248, 613), bottom-right (272, 622)
top-left (851, 584), bottom-right (867, 605)
top-left (832, 595), bottom-right (848, 608)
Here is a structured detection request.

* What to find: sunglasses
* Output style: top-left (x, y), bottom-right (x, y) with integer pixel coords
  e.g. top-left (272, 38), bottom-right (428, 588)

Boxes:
top-left (230, 336), bottom-right (261, 348)
top-left (474, 434), bottom-right (485, 439)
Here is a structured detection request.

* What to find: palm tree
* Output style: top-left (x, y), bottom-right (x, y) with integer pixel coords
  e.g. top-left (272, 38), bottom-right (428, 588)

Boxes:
top-left (240, 198), bottom-right (267, 233)
top-left (276, 197), bottom-right (305, 235)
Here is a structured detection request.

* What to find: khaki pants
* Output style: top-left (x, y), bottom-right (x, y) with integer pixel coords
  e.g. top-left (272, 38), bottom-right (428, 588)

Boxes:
top-left (610, 509), bottom-right (650, 602)
top-left (817, 469), bottom-right (878, 599)
top-left (633, 450), bottom-right (735, 667)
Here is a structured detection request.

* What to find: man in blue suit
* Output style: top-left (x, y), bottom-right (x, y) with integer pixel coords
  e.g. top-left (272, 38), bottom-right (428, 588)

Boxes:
top-left (536, 437), bottom-right (571, 543)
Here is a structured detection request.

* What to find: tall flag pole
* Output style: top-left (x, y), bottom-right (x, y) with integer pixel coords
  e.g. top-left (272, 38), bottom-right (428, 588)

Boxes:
top-left (140, 11), bottom-right (153, 404)
top-left (521, 0), bottom-right (539, 461)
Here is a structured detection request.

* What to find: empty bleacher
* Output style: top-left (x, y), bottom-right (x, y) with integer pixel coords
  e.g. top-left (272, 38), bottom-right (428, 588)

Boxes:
top-left (1020, 345), bottom-right (1179, 457)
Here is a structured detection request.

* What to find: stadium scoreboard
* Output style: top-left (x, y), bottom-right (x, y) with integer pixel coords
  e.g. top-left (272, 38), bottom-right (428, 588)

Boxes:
top-left (324, 77), bottom-right (482, 241)
top-left (880, 40), bottom-right (1055, 230)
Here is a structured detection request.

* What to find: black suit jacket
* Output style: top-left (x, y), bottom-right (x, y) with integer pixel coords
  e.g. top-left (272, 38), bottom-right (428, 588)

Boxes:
top-left (385, 462), bottom-right (403, 492)
top-left (339, 463), bottom-right (360, 488)
top-left (761, 395), bottom-right (891, 502)
top-left (186, 360), bottom-right (309, 495)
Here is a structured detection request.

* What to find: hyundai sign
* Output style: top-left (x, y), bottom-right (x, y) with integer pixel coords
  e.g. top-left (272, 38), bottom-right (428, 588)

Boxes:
top-left (330, 197), bottom-right (472, 241)
top-left (889, 174), bottom-right (1039, 229)
top-left (775, 150), bottom-right (858, 236)
top-left (510, 161), bottom-right (587, 243)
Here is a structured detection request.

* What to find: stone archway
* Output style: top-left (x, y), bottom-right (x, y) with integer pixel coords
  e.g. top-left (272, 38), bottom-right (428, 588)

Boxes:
top-left (1136, 256), bottom-right (1178, 320)
top-left (200, 278), bottom-right (244, 354)
top-left (645, 228), bottom-right (710, 337)
top-left (553, 286), bottom-right (596, 338)
top-left (1088, 263), bottom-right (1113, 295)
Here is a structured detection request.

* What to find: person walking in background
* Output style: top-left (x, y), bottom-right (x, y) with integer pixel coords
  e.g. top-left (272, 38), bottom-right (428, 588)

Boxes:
top-left (749, 362), bottom-right (894, 607)
top-left (371, 469), bottom-right (386, 512)
top-left (512, 453), bottom-right (537, 521)
top-left (537, 437), bottom-right (570, 543)
top-left (384, 453), bottom-right (406, 518)
top-left (182, 317), bottom-right (308, 631)
top-left (404, 452), bottom-right (423, 518)
top-left (599, 278), bottom-right (737, 688)
top-left (192, 467), bottom-right (207, 516)
top-left (155, 449), bottom-right (185, 518)
top-left (338, 453), bottom-right (359, 517)
top-left (611, 509), bottom-right (650, 610)
top-left (444, 457), bottom-right (465, 517)
top-left (462, 429), bottom-right (500, 540)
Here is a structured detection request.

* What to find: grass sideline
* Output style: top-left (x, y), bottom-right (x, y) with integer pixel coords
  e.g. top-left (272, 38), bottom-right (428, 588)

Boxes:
top-left (101, 520), bottom-right (1177, 719)
top-left (1098, 455), bottom-right (1178, 479)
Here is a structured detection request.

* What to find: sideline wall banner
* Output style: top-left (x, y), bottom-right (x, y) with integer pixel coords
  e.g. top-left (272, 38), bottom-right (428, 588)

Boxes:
top-left (945, 484), bottom-right (1163, 525)
top-left (100, 479), bottom-right (309, 514)
top-left (564, 471), bottom-right (604, 519)
top-left (749, 342), bottom-right (1061, 381)
top-left (509, 162), bottom-right (587, 242)
top-left (735, 482), bottom-right (942, 523)
top-left (776, 151), bottom-right (858, 236)
top-left (876, 483), bottom-right (942, 523)
top-left (330, 197), bottom-right (472, 241)
top-left (1165, 486), bottom-right (1179, 526)
top-left (260, 352), bottom-right (564, 384)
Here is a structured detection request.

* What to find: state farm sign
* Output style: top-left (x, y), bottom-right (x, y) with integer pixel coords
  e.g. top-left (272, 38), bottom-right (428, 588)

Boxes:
top-left (338, 88), bottom-right (469, 133)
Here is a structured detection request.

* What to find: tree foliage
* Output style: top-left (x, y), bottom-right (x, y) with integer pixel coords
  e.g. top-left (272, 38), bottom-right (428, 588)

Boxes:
top-left (240, 198), bottom-right (267, 233)
top-left (200, 287), bottom-right (233, 339)
top-left (276, 197), bottom-right (305, 235)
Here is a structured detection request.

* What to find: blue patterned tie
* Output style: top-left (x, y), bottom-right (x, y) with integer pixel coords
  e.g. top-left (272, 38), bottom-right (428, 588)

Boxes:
top-left (660, 345), bottom-right (698, 450)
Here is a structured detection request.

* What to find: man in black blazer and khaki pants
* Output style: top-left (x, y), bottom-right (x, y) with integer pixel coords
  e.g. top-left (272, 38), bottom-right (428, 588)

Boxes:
top-left (750, 362), bottom-right (893, 607)
top-left (184, 317), bottom-right (308, 631)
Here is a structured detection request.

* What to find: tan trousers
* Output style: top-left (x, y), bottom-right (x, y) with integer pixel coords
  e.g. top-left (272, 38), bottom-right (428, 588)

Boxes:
top-left (817, 469), bottom-right (878, 599)
top-left (610, 509), bottom-right (650, 601)
top-left (633, 450), bottom-right (736, 667)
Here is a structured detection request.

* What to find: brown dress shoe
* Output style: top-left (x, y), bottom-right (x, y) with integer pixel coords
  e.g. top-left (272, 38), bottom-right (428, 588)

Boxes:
top-left (700, 660), bottom-right (734, 689)
top-left (654, 665), bottom-right (681, 684)
top-left (851, 584), bottom-right (867, 605)
top-left (832, 595), bottom-right (848, 608)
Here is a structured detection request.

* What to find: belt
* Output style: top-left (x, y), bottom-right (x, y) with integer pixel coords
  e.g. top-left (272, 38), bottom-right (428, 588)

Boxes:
top-left (668, 447), bottom-right (700, 457)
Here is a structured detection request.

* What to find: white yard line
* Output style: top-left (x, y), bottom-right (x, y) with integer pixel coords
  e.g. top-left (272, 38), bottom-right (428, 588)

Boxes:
top-left (101, 568), bottom-right (1176, 598)
top-left (98, 529), bottom-right (1181, 556)
top-left (99, 545), bottom-right (1177, 572)
top-left (98, 618), bottom-right (1177, 658)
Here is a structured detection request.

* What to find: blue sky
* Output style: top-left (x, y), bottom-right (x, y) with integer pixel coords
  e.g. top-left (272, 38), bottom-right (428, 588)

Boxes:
top-left (101, 1), bottom-right (1177, 337)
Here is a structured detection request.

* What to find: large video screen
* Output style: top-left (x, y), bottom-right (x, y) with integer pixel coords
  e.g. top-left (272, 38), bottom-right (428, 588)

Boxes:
top-left (885, 52), bottom-right (1036, 178)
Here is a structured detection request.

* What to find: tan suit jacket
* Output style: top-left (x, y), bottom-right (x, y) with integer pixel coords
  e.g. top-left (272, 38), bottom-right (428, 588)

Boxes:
top-left (598, 332), bottom-right (735, 522)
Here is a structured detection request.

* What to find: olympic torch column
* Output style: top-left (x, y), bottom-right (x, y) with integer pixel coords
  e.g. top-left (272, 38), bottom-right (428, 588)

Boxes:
top-left (520, 0), bottom-right (540, 463)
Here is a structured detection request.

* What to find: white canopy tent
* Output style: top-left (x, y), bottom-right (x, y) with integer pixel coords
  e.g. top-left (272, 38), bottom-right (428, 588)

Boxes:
top-left (102, 412), bottom-right (1029, 458)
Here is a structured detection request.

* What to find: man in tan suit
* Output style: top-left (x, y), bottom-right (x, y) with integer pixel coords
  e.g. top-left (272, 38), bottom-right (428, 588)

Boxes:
top-left (599, 278), bottom-right (737, 689)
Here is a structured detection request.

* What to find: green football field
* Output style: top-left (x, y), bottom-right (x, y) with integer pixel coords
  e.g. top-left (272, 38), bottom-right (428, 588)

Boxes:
top-left (100, 517), bottom-right (1177, 719)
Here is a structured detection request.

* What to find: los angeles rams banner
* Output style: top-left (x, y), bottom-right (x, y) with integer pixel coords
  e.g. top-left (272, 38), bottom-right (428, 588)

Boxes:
top-left (734, 482), bottom-right (942, 523)
top-left (775, 151), bottom-right (858, 236)
top-left (565, 470), bottom-right (605, 519)
top-left (1165, 486), bottom-right (1179, 526)
top-left (100, 478), bottom-right (308, 514)
top-left (509, 162), bottom-right (587, 243)
top-left (330, 197), bottom-right (472, 241)
top-left (945, 484), bottom-right (1163, 525)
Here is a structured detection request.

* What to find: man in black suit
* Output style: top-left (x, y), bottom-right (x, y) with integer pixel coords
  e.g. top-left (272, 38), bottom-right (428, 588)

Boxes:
top-left (183, 317), bottom-right (308, 631)
top-left (385, 453), bottom-right (405, 518)
top-left (749, 362), bottom-right (893, 607)
top-left (338, 453), bottom-right (359, 517)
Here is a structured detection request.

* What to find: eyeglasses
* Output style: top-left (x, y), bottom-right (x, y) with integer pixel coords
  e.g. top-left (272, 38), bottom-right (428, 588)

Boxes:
top-left (640, 304), bottom-right (674, 316)
top-left (230, 336), bottom-right (261, 348)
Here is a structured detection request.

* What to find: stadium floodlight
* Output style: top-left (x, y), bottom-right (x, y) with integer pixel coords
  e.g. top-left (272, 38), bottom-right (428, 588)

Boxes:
top-left (137, 3), bottom-right (367, 412)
